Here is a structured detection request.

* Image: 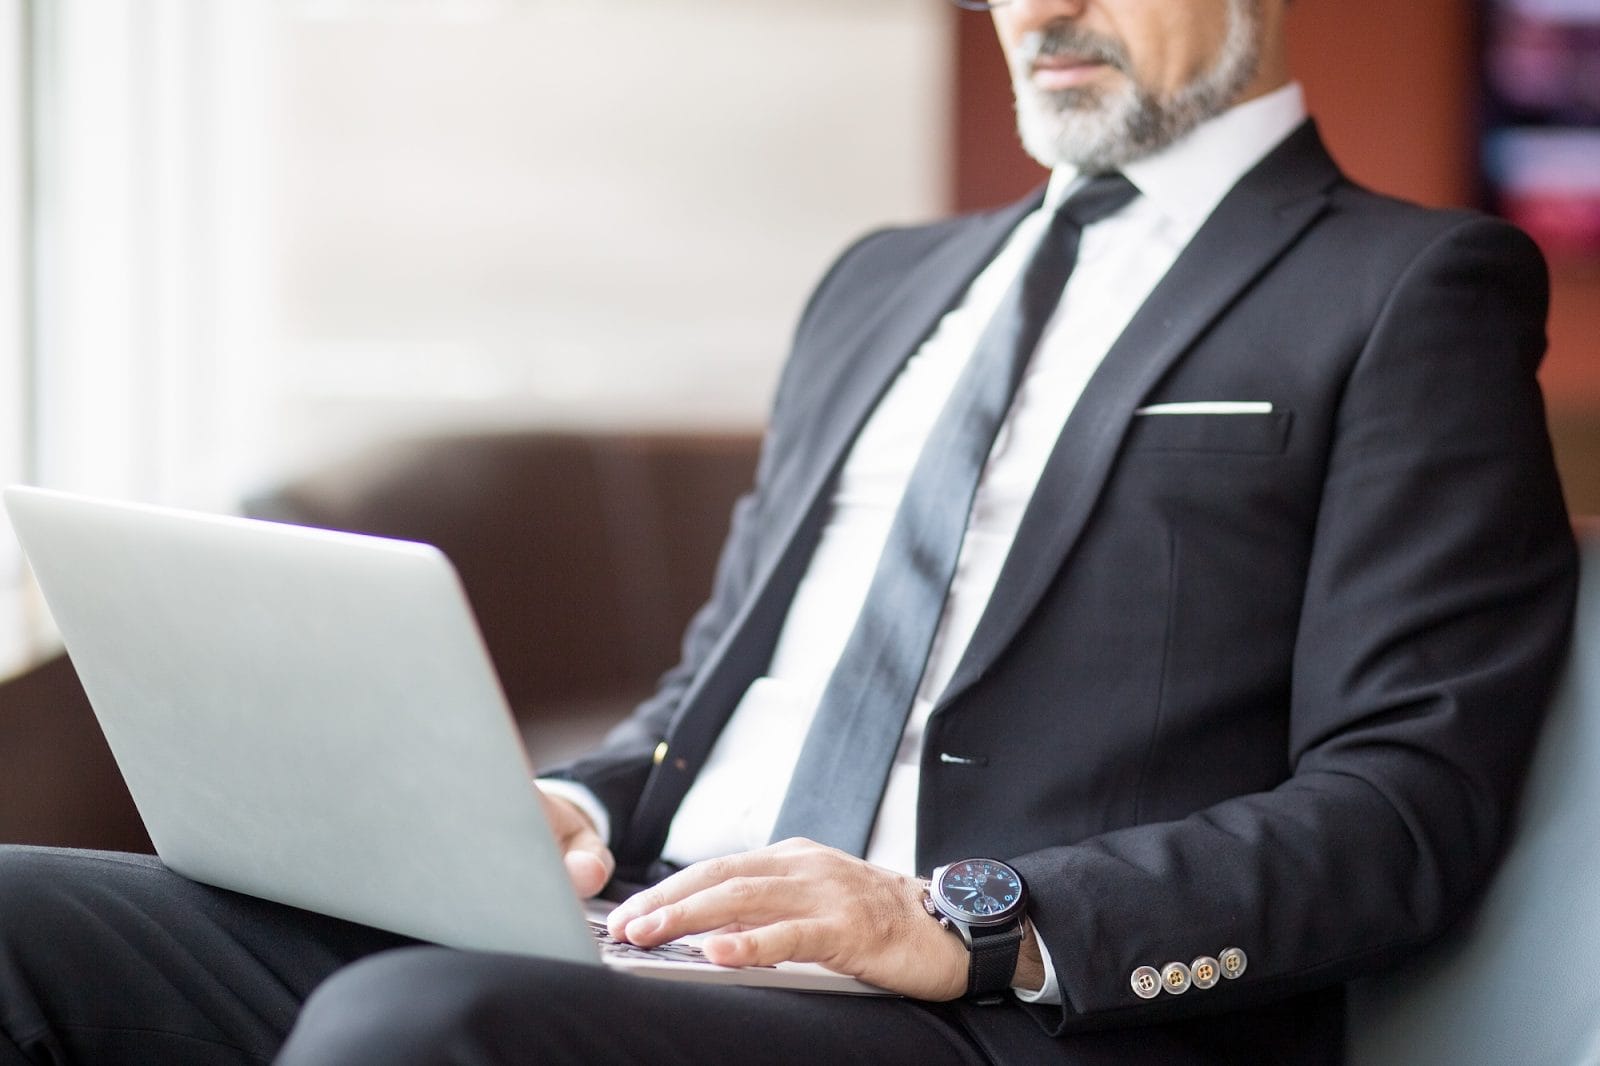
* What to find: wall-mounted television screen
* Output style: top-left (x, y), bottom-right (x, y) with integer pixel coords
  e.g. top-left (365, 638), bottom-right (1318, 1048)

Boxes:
top-left (1481, 0), bottom-right (1600, 260)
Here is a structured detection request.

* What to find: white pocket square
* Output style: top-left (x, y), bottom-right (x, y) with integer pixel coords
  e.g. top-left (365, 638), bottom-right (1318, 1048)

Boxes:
top-left (1133, 401), bottom-right (1273, 416)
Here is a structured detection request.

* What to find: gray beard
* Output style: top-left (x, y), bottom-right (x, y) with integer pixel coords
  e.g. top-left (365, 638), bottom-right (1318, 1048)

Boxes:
top-left (1011, 0), bottom-right (1262, 173)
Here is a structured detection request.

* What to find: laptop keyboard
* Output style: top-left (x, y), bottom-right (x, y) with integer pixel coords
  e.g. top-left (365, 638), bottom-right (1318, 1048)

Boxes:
top-left (587, 920), bottom-right (775, 968)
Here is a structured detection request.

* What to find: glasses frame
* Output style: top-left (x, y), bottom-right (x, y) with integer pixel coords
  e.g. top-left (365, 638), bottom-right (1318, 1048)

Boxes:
top-left (948, 0), bottom-right (1012, 10)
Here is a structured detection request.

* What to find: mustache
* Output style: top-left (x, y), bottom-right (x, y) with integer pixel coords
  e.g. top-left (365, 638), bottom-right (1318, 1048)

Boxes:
top-left (1016, 22), bottom-right (1132, 75)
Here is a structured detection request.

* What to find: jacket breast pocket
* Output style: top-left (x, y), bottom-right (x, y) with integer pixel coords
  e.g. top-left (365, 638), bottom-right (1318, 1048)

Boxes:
top-left (1122, 410), bottom-right (1293, 455)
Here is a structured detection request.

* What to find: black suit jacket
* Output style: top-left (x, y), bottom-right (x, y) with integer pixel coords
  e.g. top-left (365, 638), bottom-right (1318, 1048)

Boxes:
top-left (553, 123), bottom-right (1578, 1062)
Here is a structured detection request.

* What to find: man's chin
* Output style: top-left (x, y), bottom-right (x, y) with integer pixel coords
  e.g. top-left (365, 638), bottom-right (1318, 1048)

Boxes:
top-left (1016, 109), bottom-right (1135, 172)
top-left (1012, 77), bottom-right (1144, 171)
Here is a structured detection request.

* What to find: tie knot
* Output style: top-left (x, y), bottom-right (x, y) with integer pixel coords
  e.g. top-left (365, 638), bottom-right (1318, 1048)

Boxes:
top-left (1057, 172), bottom-right (1138, 228)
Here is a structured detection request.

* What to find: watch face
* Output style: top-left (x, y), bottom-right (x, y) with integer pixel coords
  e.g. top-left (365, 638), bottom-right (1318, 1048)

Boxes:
top-left (935, 859), bottom-right (1025, 925)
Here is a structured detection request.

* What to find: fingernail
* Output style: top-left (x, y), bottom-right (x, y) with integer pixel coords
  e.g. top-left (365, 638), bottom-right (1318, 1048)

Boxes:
top-left (626, 914), bottom-right (663, 940)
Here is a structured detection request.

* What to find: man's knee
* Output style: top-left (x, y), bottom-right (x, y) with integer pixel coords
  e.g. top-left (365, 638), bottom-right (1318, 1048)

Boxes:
top-left (0, 846), bottom-right (147, 951)
top-left (282, 947), bottom-right (540, 1066)
top-left (0, 844), bottom-right (81, 907)
top-left (281, 947), bottom-right (666, 1066)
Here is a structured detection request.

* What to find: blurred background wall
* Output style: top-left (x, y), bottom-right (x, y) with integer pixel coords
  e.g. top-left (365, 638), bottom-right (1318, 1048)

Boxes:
top-left (0, 0), bottom-right (951, 676)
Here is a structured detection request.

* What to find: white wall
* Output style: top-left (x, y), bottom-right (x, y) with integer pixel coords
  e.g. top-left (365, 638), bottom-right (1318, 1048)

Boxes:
top-left (265, 0), bottom-right (953, 477)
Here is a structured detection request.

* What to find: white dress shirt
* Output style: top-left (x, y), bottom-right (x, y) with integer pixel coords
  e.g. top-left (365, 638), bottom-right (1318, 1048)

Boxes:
top-left (543, 83), bottom-right (1309, 1003)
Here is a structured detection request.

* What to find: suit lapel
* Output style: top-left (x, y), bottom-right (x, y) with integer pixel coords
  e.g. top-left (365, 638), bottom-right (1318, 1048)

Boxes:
top-left (623, 196), bottom-right (1038, 861)
top-left (937, 123), bottom-right (1342, 711)
top-left (721, 192), bottom-right (1044, 685)
top-left (768, 197), bottom-right (1045, 564)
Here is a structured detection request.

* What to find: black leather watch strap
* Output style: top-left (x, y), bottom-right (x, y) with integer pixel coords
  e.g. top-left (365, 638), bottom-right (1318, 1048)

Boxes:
top-left (967, 921), bottom-right (1024, 1002)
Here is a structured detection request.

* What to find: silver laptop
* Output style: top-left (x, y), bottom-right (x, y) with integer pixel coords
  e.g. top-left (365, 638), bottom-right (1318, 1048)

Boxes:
top-left (3, 485), bottom-right (887, 996)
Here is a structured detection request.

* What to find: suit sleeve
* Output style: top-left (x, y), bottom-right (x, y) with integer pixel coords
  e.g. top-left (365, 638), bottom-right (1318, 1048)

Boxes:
top-left (1013, 216), bottom-right (1578, 1031)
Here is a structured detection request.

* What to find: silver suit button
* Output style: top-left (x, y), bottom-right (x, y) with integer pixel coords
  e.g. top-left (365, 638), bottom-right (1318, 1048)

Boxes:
top-left (1130, 965), bottom-right (1161, 1000)
top-left (1161, 961), bottom-right (1192, 994)
top-left (1190, 956), bottom-right (1221, 990)
top-left (1219, 947), bottom-right (1248, 980)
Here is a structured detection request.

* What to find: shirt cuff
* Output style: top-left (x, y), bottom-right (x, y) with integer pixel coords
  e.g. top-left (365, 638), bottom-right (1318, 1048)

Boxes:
top-left (534, 777), bottom-right (612, 845)
top-left (1012, 928), bottom-right (1063, 1005)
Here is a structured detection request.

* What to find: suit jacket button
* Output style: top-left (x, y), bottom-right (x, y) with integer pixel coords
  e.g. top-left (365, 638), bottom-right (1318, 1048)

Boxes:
top-left (1130, 965), bottom-right (1161, 1000)
top-left (1219, 947), bottom-right (1248, 979)
top-left (1161, 961), bottom-right (1192, 994)
top-left (1190, 956), bottom-right (1220, 989)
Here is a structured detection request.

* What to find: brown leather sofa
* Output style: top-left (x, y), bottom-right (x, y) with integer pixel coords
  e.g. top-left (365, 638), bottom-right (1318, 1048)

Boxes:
top-left (0, 429), bottom-right (760, 851)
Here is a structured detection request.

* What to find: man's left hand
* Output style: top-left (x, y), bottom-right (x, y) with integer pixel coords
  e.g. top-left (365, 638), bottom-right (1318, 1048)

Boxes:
top-left (605, 838), bottom-right (969, 1001)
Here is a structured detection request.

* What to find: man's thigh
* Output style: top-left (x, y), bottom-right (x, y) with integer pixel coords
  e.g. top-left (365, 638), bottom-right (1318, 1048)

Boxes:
top-left (0, 845), bottom-right (414, 1066)
top-left (280, 945), bottom-right (994, 1066)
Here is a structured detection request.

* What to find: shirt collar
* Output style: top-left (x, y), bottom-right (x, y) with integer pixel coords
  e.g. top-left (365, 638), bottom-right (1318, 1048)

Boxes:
top-left (1045, 82), bottom-right (1309, 229)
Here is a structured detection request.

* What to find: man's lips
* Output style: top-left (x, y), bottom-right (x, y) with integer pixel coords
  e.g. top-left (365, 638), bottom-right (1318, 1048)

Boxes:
top-left (1029, 55), bottom-right (1112, 91)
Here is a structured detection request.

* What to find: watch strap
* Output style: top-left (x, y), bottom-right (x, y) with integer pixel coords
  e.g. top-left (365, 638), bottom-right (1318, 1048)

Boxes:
top-left (966, 921), bottom-right (1024, 1002)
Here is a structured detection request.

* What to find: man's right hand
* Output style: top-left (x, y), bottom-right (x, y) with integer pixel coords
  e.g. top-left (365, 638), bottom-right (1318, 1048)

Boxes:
top-left (537, 788), bottom-right (615, 898)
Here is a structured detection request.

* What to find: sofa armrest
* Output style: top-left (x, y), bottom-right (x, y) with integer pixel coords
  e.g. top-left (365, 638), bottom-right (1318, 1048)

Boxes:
top-left (243, 430), bottom-right (761, 740)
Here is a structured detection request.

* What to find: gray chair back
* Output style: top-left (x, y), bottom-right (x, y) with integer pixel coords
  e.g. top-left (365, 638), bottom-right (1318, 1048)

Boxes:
top-left (1347, 525), bottom-right (1600, 1065)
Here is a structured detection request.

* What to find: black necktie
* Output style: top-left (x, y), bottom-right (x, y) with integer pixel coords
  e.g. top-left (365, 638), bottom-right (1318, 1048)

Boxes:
top-left (768, 173), bottom-right (1140, 857)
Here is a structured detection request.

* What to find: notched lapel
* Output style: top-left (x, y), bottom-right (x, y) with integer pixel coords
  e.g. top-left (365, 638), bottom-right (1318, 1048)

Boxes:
top-left (762, 197), bottom-right (1043, 571)
top-left (740, 195), bottom-right (1043, 648)
top-left (623, 196), bottom-right (1039, 859)
top-left (936, 124), bottom-right (1341, 713)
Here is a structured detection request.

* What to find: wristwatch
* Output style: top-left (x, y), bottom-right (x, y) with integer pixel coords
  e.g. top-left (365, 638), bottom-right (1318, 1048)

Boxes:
top-left (923, 857), bottom-right (1028, 1002)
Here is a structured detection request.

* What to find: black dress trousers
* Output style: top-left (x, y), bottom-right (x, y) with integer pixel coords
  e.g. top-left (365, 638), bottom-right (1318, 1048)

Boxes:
top-left (0, 846), bottom-right (989, 1066)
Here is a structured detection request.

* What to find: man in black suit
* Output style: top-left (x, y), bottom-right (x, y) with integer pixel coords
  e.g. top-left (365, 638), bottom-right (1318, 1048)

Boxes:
top-left (0, 0), bottom-right (1577, 1063)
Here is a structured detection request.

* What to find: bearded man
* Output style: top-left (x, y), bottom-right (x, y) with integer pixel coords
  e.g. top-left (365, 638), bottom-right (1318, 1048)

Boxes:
top-left (0, 1), bottom-right (1576, 1064)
